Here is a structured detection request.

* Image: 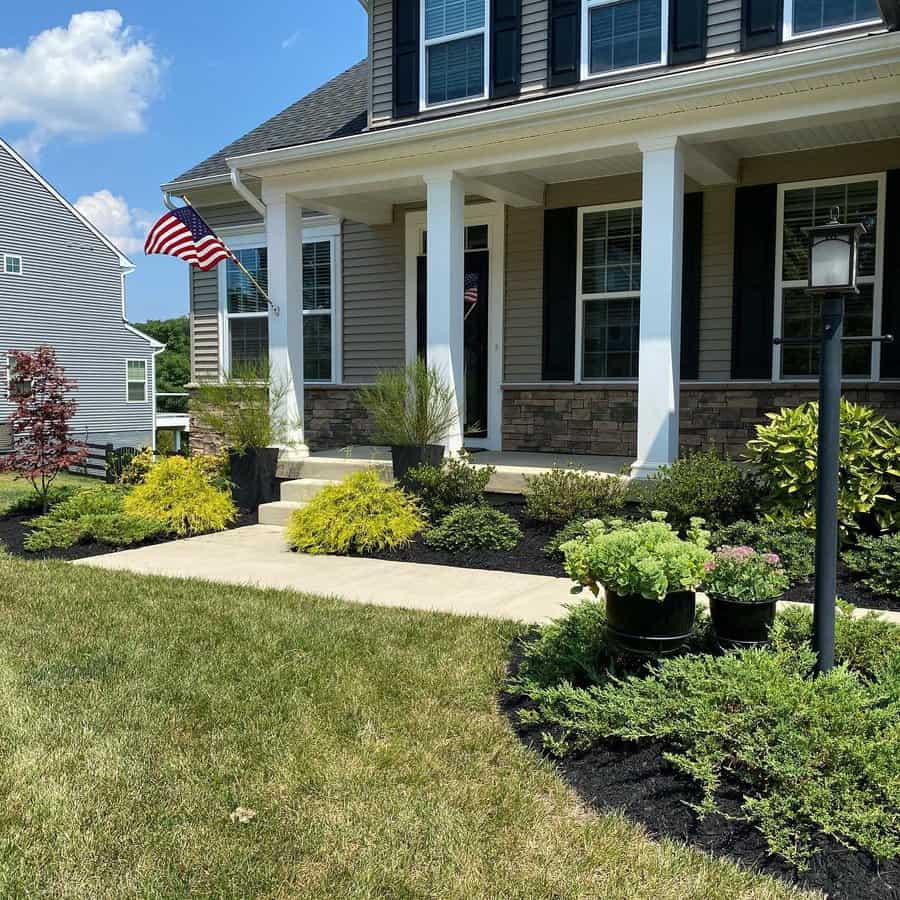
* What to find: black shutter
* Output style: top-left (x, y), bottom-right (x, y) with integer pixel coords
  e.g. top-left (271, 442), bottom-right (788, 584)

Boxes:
top-left (669, 0), bottom-right (708, 65)
top-left (416, 255), bottom-right (427, 359)
top-left (680, 192), bottom-right (703, 380)
top-left (881, 170), bottom-right (900, 378)
top-left (548, 0), bottom-right (581, 88)
top-left (542, 208), bottom-right (577, 380)
top-left (491, 0), bottom-right (522, 99)
top-left (731, 184), bottom-right (777, 380)
top-left (393, 0), bottom-right (419, 118)
top-left (741, 0), bottom-right (783, 51)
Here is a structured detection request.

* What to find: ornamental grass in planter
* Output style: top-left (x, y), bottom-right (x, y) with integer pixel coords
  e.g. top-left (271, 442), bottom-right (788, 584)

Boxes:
top-left (561, 516), bottom-right (711, 655)
top-left (703, 545), bottom-right (789, 648)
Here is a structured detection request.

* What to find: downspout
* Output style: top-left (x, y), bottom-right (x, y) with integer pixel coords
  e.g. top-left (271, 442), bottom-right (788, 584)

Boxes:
top-left (229, 167), bottom-right (267, 219)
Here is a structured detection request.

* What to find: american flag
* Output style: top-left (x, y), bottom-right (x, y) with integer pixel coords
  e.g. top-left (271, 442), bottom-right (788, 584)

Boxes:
top-left (463, 272), bottom-right (479, 319)
top-left (144, 206), bottom-right (233, 270)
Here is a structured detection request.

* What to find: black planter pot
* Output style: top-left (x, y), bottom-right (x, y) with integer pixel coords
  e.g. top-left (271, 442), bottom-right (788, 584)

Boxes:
top-left (390, 444), bottom-right (445, 485)
top-left (709, 594), bottom-right (777, 649)
top-left (228, 446), bottom-right (280, 510)
top-left (605, 590), bottom-right (696, 656)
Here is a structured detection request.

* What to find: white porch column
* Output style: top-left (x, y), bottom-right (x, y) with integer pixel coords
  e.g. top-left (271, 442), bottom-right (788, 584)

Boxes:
top-left (265, 192), bottom-right (308, 459)
top-left (632, 136), bottom-right (685, 477)
top-left (424, 171), bottom-right (465, 453)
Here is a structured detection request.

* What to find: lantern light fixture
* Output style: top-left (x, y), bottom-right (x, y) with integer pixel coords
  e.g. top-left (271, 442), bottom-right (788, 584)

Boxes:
top-left (805, 206), bottom-right (866, 294)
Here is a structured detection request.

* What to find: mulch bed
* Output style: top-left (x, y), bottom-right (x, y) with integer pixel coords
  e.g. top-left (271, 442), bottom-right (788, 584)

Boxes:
top-left (0, 508), bottom-right (258, 562)
top-left (501, 645), bottom-right (900, 900)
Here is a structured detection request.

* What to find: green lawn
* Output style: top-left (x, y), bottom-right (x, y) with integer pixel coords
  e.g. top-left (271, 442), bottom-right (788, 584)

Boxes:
top-left (0, 472), bottom-right (94, 514)
top-left (0, 555), bottom-right (815, 899)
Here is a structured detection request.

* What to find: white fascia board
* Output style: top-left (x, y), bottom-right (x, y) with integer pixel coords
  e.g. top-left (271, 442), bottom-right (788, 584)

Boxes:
top-left (125, 322), bottom-right (166, 350)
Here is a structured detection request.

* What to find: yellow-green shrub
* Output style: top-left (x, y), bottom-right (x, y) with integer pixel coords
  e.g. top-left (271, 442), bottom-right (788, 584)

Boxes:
top-left (124, 456), bottom-right (236, 537)
top-left (286, 470), bottom-right (425, 554)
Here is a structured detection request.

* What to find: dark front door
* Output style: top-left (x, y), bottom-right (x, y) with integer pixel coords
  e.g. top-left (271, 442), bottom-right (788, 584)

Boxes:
top-left (416, 250), bottom-right (490, 439)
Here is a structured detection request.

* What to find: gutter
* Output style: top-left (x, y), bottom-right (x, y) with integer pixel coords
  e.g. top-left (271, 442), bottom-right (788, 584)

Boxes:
top-left (229, 168), bottom-right (267, 218)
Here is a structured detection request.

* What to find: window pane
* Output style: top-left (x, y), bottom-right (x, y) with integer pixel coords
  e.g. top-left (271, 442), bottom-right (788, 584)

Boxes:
top-left (4, 256), bottom-right (21, 274)
top-left (425, 0), bottom-right (485, 39)
top-left (304, 316), bottom-right (332, 381)
top-left (782, 181), bottom-right (878, 282)
top-left (792, 0), bottom-right (878, 33)
top-left (465, 224), bottom-right (488, 250)
top-left (781, 284), bottom-right (873, 378)
top-left (583, 297), bottom-right (640, 378)
top-left (127, 361), bottom-right (146, 402)
top-left (589, 0), bottom-right (662, 75)
top-left (227, 248), bottom-right (268, 314)
top-left (230, 317), bottom-right (269, 376)
top-left (427, 35), bottom-right (484, 104)
top-left (582, 207), bottom-right (641, 295)
top-left (303, 241), bottom-right (332, 311)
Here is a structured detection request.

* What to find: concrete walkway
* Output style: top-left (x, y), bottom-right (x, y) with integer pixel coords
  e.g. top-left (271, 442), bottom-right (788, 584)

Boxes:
top-left (74, 525), bottom-right (900, 625)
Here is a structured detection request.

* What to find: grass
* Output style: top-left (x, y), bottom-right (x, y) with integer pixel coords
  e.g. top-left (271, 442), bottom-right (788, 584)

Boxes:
top-left (0, 472), bottom-right (94, 514)
top-left (0, 555), bottom-right (816, 899)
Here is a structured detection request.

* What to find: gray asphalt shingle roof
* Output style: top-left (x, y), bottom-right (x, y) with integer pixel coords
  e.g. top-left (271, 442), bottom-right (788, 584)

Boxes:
top-left (168, 60), bottom-right (369, 185)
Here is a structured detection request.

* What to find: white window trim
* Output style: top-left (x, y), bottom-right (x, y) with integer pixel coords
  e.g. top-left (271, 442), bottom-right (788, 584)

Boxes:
top-left (216, 223), bottom-right (342, 384)
top-left (2, 254), bottom-right (23, 276)
top-left (125, 358), bottom-right (148, 404)
top-left (773, 171), bottom-right (886, 383)
top-left (420, 0), bottom-right (490, 111)
top-left (580, 0), bottom-right (668, 83)
top-left (575, 201), bottom-right (642, 383)
top-left (781, 0), bottom-right (882, 42)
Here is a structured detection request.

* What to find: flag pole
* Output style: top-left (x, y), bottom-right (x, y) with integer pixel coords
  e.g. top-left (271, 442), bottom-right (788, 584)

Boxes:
top-left (181, 194), bottom-right (280, 316)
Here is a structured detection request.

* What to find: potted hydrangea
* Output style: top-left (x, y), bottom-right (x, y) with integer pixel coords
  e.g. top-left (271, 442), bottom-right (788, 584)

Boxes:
top-left (703, 545), bottom-right (789, 648)
top-left (561, 516), bottom-right (711, 655)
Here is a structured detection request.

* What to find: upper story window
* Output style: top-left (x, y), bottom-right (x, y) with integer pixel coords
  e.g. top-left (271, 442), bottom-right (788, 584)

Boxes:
top-left (582, 0), bottom-right (667, 79)
top-left (3, 254), bottom-right (22, 275)
top-left (783, 0), bottom-right (881, 39)
top-left (775, 174), bottom-right (884, 380)
top-left (422, 0), bottom-right (488, 107)
top-left (126, 359), bottom-right (148, 403)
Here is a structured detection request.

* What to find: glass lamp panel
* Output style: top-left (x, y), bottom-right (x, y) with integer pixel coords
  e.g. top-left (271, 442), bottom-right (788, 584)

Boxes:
top-left (810, 234), bottom-right (852, 289)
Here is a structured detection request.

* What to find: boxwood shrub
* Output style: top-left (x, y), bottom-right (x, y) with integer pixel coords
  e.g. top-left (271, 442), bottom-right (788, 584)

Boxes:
top-left (424, 503), bottom-right (521, 552)
top-left (523, 467), bottom-right (628, 526)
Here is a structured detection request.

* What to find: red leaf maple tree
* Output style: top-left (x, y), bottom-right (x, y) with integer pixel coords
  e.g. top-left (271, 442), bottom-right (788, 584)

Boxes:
top-left (1, 347), bottom-right (87, 512)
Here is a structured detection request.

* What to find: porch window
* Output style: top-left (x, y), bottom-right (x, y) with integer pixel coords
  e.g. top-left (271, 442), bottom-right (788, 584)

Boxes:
top-left (776, 176), bottom-right (883, 380)
top-left (582, 0), bottom-right (666, 78)
top-left (226, 247), bottom-right (269, 377)
top-left (422, 0), bottom-right (488, 107)
top-left (578, 204), bottom-right (642, 379)
top-left (126, 359), bottom-right (147, 403)
top-left (6, 355), bottom-right (31, 399)
top-left (303, 240), bottom-right (336, 382)
top-left (783, 0), bottom-right (880, 39)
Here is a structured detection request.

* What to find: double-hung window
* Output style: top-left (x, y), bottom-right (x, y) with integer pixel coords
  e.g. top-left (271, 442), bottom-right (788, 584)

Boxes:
top-left (775, 174), bottom-right (884, 380)
top-left (5, 355), bottom-right (31, 399)
top-left (783, 0), bottom-right (880, 40)
top-left (582, 0), bottom-right (666, 79)
top-left (302, 240), bottom-right (337, 382)
top-left (422, 0), bottom-right (488, 107)
top-left (578, 204), bottom-right (642, 379)
top-left (126, 359), bottom-right (148, 403)
top-left (225, 247), bottom-right (270, 378)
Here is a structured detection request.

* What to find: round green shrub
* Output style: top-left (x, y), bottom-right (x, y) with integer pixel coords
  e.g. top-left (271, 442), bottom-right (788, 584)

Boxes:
top-left (523, 467), bottom-right (628, 526)
top-left (286, 470), bottom-right (425, 554)
top-left (424, 503), bottom-right (521, 552)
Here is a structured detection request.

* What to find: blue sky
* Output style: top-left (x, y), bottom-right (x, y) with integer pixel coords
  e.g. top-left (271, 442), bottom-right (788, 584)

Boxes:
top-left (1, 3), bottom-right (367, 323)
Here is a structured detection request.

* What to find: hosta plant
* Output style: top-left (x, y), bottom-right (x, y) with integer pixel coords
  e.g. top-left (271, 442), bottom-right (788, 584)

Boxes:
top-left (745, 399), bottom-right (900, 534)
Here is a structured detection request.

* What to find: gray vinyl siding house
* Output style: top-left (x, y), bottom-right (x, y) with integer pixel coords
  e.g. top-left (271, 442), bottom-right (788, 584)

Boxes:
top-left (0, 138), bottom-right (160, 451)
top-left (165, 0), bottom-right (900, 464)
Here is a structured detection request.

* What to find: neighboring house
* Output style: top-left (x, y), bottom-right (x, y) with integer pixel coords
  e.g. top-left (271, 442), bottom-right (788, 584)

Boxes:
top-left (163, 0), bottom-right (900, 473)
top-left (0, 137), bottom-right (162, 452)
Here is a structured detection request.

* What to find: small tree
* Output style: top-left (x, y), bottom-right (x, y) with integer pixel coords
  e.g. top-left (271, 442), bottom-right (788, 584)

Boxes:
top-left (0, 347), bottom-right (87, 512)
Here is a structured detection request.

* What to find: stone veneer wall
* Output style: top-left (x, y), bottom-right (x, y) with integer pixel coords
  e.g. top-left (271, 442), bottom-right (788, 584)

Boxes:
top-left (502, 383), bottom-right (900, 456)
top-left (188, 385), bottom-right (375, 455)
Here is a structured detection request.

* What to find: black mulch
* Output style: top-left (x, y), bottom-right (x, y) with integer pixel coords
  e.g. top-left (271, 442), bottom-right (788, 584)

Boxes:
top-left (501, 644), bottom-right (900, 900)
top-left (0, 508), bottom-right (258, 562)
top-left (782, 561), bottom-right (898, 612)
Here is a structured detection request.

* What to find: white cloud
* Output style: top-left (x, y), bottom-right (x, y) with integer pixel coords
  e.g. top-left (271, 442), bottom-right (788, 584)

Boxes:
top-left (74, 189), bottom-right (152, 256)
top-left (282, 30), bottom-right (301, 49)
top-left (0, 10), bottom-right (161, 159)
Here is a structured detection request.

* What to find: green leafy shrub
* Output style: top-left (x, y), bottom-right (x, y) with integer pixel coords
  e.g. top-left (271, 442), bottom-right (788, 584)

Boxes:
top-left (702, 545), bottom-right (788, 602)
top-left (24, 486), bottom-right (164, 551)
top-left (712, 519), bottom-right (815, 585)
top-left (523, 467), bottom-right (628, 527)
top-left (636, 448), bottom-right (760, 529)
top-left (2, 483), bottom-right (79, 517)
top-left (123, 456), bottom-right (236, 537)
top-left (544, 518), bottom-right (589, 559)
top-left (424, 503), bottom-right (521, 552)
top-left (286, 470), bottom-right (425, 554)
top-left (562, 518), bottom-right (711, 600)
top-left (405, 452), bottom-right (493, 520)
top-left (746, 399), bottom-right (900, 534)
top-left (843, 533), bottom-right (900, 598)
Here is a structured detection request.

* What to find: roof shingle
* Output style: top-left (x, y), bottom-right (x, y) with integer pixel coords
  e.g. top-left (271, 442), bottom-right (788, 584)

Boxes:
top-left (168, 60), bottom-right (369, 185)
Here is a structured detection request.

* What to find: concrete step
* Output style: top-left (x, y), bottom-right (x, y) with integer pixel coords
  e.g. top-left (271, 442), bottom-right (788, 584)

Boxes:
top-left (258, 500), bottom-right (306, 527)
top-left (279, 478), bottom-right (336, 503)
top-left (278, 454), bottom-right (393, 482)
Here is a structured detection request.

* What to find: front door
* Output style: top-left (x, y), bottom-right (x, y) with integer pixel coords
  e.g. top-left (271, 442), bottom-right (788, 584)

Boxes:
top-left (416, 243), bottom-right (490, 440)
